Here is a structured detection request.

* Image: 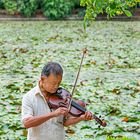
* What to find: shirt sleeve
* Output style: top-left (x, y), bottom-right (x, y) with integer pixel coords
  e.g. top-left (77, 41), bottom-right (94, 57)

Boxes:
top-left (21, 94), bottom-right (33, 123)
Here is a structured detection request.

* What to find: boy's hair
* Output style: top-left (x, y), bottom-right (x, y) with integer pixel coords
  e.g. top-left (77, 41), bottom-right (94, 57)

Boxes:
top-left (41, 62), bottom-right (63, 77)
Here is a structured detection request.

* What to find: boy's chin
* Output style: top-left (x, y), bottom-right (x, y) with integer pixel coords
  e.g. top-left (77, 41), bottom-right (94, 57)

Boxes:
top-left (48, 90), bottom-right (57, 94)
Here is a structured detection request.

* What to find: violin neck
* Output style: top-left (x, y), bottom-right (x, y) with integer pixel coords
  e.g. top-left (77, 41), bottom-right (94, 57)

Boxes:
top-left (71, 100), bottom-right (86, 113)
top-left (71, 100), bottom-right (105, 126)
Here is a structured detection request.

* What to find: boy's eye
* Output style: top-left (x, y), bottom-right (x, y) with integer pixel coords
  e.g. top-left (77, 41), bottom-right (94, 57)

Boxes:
top-left (51, 83), bottom-right (55, 85)
top-left (51, 82), bottom-right (57, 85)
top-left (50, 81), bottom-right (61, 85)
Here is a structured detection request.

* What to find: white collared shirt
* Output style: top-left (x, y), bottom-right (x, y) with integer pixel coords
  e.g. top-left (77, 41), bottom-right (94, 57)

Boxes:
top-left (21, 85), bottom-right (65, 140)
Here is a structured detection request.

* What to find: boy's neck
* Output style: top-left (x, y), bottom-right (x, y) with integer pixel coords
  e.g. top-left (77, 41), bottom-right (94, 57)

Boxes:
top-left (39, 81), bottom-right (50, 99)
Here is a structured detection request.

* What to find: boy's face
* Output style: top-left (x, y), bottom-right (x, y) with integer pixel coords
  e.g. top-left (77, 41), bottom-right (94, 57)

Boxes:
top-left (41, 73), bottom-right (62, 94)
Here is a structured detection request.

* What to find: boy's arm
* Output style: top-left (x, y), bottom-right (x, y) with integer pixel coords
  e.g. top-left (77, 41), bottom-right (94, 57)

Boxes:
top-left (22, 94), bottom-right (68, 128)
top-left (23, 107), bottom-right (68, 128)
top-left (63, 111), bottom-right (93, 127)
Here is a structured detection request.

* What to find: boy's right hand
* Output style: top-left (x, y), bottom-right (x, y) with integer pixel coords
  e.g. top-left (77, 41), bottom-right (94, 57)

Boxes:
top-left (52, 107), bottom-right (69, 117)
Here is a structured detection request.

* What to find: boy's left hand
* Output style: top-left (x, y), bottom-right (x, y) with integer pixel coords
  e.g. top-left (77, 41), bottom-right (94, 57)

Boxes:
top-left (80, 111), bottom-right (93, 121)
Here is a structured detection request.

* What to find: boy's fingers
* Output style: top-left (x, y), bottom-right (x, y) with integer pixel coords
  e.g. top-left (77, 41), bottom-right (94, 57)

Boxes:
top-left (85, 111), bottom-right (93, 120)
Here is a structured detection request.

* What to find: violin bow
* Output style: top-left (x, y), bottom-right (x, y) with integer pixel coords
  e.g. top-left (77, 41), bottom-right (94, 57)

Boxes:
top-left (67, 49), bottom-right (107, 127)
top-left (68, 48), bottom-right (87, 110)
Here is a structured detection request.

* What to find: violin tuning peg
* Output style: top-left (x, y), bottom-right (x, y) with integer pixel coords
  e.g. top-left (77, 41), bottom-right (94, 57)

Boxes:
top-left (98, 125), bottom-right (101, 129)
top-left (99, 115), bottom-right (101, 118)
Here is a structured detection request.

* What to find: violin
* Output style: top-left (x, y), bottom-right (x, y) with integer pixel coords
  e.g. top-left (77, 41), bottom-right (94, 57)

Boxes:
top-left (48, 48), bottom-right (107, 127)
top-left (48, 87), bottom-right (107, 127)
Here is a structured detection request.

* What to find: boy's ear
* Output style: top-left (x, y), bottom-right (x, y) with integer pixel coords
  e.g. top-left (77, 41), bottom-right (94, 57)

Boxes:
top-left (41, 76), bottom-right (47, 81)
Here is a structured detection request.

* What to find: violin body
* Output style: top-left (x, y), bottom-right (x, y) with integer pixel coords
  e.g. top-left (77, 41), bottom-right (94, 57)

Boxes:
top-left (48, 88), bottom-right (86, 116)
top-left (48, 88), bottom-right (107, 127)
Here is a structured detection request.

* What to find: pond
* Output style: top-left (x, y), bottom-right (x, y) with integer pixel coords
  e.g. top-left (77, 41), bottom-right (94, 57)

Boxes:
top-left (0, 21), bottom-right (140, 140)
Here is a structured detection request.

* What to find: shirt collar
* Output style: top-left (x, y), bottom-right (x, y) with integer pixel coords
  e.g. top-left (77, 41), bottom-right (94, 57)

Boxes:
top-left (35, 81), bottom-right (43, 97)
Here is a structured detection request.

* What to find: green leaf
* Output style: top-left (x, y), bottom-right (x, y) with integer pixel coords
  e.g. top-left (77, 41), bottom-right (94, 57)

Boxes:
top-left (123, 10), bottom-right (132, 17)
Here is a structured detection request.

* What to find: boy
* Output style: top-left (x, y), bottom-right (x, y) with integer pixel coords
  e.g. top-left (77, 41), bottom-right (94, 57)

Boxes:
top-left (22, 62), bottom-right (93, 140)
